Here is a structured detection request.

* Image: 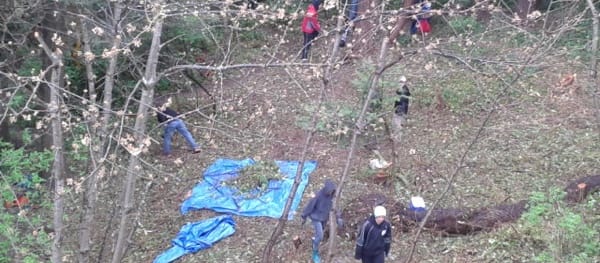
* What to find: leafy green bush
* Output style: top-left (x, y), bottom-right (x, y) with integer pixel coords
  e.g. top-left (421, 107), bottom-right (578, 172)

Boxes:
top-left (17, 57), bottom-right (43, 77)
top-left (296, 101), bottom-right (358, 141)
top-left (520, 188), bottom-right (600, 263)
top-left (0, 140), bottom-right (52, 262)
top-left (162, 16), bottom-right (221, 63)
top-left (351, 62), bottom-right (404, 112)
top-left (419, 75), bottom-right (493, 114)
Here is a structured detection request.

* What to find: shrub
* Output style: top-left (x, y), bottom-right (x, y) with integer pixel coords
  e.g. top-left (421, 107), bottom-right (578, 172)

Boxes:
top-left (520, 188), bottom-right (600, 263)
top-left (447, 16), bottom-right (483, 34)
top-left (0, 140), bottom-right (52, 262)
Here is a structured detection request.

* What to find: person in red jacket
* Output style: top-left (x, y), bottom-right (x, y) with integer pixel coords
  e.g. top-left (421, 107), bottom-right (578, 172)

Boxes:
top-left (301, 0), bottom-right (321, 61)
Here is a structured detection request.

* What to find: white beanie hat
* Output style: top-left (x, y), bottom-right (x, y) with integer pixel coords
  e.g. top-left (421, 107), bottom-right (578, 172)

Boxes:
top-left (373, 206), bottom-right (387, 217)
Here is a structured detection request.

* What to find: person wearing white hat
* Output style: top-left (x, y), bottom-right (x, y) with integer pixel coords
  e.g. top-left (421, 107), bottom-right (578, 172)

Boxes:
top-left (354, 205), bottom-right (392, 263)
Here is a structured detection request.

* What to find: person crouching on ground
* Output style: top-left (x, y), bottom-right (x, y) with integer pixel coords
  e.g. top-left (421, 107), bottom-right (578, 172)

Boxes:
top-left (156, 105), bottom-right (201, 157)
top-left (355, 206), bottom-right (392, 263)
top-left (301, 0), bottom-right (321, 61)
top-left (301, 179), bottom-right (342, 263)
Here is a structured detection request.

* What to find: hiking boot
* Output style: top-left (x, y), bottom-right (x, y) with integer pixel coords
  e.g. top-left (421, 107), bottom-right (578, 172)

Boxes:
top-left (192, 147), bottom-right (202, 154)
top-left (312, 250), bottom-right (320, 263)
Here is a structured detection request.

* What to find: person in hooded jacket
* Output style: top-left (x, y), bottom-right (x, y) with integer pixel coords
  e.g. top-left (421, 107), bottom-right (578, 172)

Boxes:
top-left (354, 206), bottom-right (392, 263)
top-left (394, 84), bottom-right (410, 117)
top-left (391, 77), bottom-right (410, 139)
top-left (301, 179), bottom-right (341, 262)
top-left (301, 0), bottom-right (322, 60)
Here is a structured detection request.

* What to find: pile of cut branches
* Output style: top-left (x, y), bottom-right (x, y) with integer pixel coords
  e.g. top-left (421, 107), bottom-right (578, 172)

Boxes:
top-left (222, 161), bottom-right (284, 196)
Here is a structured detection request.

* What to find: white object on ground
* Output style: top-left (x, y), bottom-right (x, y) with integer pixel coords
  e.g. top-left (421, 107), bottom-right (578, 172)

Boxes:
top-left (369, 158), bottom-right (391, 169)
top-left (411, 196), bottom-right (426, 209)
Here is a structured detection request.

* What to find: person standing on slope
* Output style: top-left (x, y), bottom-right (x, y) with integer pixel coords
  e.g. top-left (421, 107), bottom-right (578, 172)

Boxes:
top-left (157, 105), bottom-right (202, 157)
top-left (354, 206), bottom-right (392, 263)
top-left (301, 0), bottom-right (322, 61)
top-left (301, 179), bottom-right (342, 263)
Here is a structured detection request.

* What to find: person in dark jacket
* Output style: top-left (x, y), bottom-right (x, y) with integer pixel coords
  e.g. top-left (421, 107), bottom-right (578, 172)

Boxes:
top-left (410, 0), bottom-right (432, 35)
top-left (394, 84), bottom-right (410, 116)
top-left (301, 0), bottom-right (322, 61)
top-left (301, 179), bottom-right (341, 263)
top-left (354, 206), bottom-right (392, 263)
top-left (157, 106), bottom-right (201, 156)
top-left (340, 0), bottom-right (360, 47)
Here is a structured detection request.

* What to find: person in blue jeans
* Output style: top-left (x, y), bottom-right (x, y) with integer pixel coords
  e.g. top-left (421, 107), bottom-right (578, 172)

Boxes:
top-left (157, 107), bottom-right (201, 156)
top-left (301, 180), bottom-right (343, 263)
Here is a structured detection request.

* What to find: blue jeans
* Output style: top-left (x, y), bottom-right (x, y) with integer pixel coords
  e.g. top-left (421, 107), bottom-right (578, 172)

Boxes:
top-left (311, 220), bottom-right (324, 252)
top-left (163, 119), bottom-right (198, 155)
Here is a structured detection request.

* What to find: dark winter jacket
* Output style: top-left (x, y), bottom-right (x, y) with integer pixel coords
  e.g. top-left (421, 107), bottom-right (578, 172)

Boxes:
top-left (301, 4), bottom-right (321, 34)
top-left (354, 215), bottom-right (392, 259)
top-left (157, 107), bottom-right (179, 124)
top-left (301, 180), bottom-right (336, 223)
top-left (394, 85), bottom-right (410, 116)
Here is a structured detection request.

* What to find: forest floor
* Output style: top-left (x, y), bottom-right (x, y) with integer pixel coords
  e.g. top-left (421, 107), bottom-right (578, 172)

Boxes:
top-left (119, 12), bottom-right (599, 263)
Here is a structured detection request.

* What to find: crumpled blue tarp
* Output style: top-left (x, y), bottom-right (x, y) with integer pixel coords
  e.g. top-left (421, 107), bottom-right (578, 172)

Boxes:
top-left (181, 158), bottom-right (317, 219)
top-left (153, 215), bottom-right (236, 263)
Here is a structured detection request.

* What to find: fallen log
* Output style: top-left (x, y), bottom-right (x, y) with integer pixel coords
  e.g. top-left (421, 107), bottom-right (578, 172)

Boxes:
top-left (564, 175), bottom-right (600, 203)
top-left (341, 175), bottom-right (599, 237)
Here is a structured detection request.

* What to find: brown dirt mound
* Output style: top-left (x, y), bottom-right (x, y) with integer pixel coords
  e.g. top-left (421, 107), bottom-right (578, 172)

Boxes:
top-left (338, 192), bottom-right (389, 240)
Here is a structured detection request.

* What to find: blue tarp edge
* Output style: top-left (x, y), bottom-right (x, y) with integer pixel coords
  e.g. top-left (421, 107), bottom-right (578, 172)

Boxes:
top-left (180, 158), bottom-right (317, 219)
top-left (153, 215), bottom-right (236, 263)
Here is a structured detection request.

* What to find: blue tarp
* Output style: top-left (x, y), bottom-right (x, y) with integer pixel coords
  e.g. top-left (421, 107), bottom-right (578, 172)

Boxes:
top-left (153, 215), bottom-right (236, 263)
top-left (181, 158), bottom-right (317, 219)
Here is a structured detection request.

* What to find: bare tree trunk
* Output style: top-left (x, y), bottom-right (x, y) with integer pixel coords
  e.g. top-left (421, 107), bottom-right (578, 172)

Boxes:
top-left (78, 17), bottom-right (100, 263)
top-left (111, 6), bottom-right (164, 262)
top-left (34, 31), bottom-right (65, 263)
top-left (77, 3), bottom-right (123, 262)
top-left (260, 13), bottom-right (347, 263)
top-left (586, 0), bottom-right (598, 79)
top-left (101, 1), bottom-right (124, 141)
top-left (49, 60), bottom-right (65, 263)
top-left (326, 35), bottom-right (409, 261)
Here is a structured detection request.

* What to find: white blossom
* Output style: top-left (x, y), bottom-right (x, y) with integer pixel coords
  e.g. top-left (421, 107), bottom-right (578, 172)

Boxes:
top-left (92, 27), bottom-right (105, 36)
top-left (84, 51), bottom-right (95, 62)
